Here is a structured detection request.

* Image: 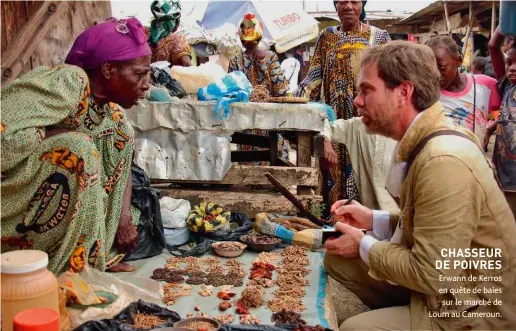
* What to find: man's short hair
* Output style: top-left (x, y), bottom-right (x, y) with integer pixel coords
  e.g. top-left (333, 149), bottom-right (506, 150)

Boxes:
top-left (359, 41), bottom-right (441, 112)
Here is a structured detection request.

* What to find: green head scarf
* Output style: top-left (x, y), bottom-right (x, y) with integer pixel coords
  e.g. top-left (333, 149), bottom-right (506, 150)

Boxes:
top-left (149, 0), bottom-right (182, 46)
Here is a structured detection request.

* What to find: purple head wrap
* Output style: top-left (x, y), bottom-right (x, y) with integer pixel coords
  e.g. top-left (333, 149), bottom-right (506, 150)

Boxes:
top-left (65, 17), bottom-right (152, 70)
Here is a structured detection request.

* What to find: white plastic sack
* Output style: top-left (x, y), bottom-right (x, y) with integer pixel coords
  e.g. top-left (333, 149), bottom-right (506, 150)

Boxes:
top-left (170, 62), bottom-right (226, 94)
top-left (160, 197), bottom-right (191, 229)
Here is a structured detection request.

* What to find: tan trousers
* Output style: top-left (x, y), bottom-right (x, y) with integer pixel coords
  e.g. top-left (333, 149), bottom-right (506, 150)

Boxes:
top-left (324, 254), bottom-right (412, 330)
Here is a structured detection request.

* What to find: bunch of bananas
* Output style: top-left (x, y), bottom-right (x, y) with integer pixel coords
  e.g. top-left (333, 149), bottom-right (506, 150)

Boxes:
top-left (187, 202), bottom-right (231, 233)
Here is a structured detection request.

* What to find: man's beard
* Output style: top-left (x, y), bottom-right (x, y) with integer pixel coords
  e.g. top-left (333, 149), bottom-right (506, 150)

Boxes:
top-left (360, 105), bottom-right (396, 138)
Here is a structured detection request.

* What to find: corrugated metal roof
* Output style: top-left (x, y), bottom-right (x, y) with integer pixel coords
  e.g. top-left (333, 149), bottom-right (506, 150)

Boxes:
top-left (310, 11), bottom-right (411, 21)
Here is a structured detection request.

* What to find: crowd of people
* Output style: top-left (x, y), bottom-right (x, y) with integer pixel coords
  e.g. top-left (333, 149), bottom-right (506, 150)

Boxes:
top-left (1, 0), bottom-right (516, 330)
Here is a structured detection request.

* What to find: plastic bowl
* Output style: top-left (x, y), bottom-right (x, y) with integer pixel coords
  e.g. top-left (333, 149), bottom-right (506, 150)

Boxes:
top-left (211, 241), bottom-right (247, 258)
top-left (174, 317), bottom-right (221, 331)
top-left (239, 235), bottom-right (282, 252)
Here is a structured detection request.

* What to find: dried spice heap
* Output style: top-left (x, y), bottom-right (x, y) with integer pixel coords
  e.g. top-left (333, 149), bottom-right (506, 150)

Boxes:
top-left (184, 321), bottom-right (217, 331)
top-left (163, 284), bottom-right (192, 306)
top-left (268, 245), bottom-right (310, 313)
top-left (131, 312), bottom-right (166, 329)
top-left (239, 285), bottom-right (264, 308)
top-left (151, 268), bottom-right (185, 284)
top-left (249, 262), bottom-right (275, 280)
top-left (241, 234), bottom-right (282, 244)
top-left (154, 256), bottom-right (248, 305)
top-left (214, 314), bottom-right (234, 324)
top-left (253, 252), bottom-right (280, 265)
top-left (272, 309), bottom-right (307, 325)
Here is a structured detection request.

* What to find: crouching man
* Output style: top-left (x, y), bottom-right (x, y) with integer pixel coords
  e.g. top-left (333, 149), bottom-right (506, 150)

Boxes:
top-left (323, 41), bottom-right (516, 331)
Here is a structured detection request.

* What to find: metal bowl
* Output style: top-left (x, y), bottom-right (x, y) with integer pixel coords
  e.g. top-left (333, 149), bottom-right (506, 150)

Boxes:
top-left (174, 317), bottom-right (221, 331)
top-left (211, 241), bottom-right (247, 258)
top-left (239, 235), bottom-right (281, 252)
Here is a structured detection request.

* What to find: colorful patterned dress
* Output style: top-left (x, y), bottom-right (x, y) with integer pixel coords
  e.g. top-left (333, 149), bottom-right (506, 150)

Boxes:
top-left (295, 25), bottom-right (390, 207)
top-left (1, 65), bottom-right (139, 274)
top-left (145, 27), bottom-right (192, 65)
top-left (229, 50), bottom-right (290, 165)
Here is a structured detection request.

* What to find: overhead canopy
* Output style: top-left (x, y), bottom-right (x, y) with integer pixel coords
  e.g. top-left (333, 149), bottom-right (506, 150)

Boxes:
top-left (200, 0), bottom-right (319, 53)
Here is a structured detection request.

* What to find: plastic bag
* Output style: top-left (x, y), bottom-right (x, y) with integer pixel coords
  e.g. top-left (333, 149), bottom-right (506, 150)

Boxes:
top-left (160, 197), bottom-right (190, 229)
top-left (124, 164), bottom-right (166, 261)
top-left (72, 300), bottom-right (180, 331)
top-left (150, 67), bottom-right (186, 99)
top-left (69, 267), bottom-right (162, 329)
top-left (171, 62), bottom-right (226, 94)
top-left (167, 212), bottom-right (253, 256)
top-left (198, 71), bottom-right (252, 119)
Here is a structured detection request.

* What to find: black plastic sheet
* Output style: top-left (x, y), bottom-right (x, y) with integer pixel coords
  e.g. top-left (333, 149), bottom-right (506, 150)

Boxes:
top-left (123, 164), bottom-right (166, 261)
top-left (219, 325), bottom-right (332, 331)
top-left (73, 300), bottom-right (181, 331)
top-left (166, 212), bottom-right (253, 257)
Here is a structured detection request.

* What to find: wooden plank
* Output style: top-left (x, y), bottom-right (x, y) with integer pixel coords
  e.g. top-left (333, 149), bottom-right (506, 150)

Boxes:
top-left (297, 132), bottom-right (313, 167)
top-left (1, 1), bottom-right (67, 85)
top-left (231, 132), bottom-right (269, 148)
top-left (29, 1), bottom-right (112, 70)
top-left (160, 188), bottom-right (323, 218)
top-left (1, 1), bottom-right (31, 54)
top-left (152, 165), bottom-right (319, 187)
top-left (297, 132), bottom-right (313, 194)
top-left (268, 131), bottom-right (279, 166)
top-left (231, 150), bottom-right (270, 162)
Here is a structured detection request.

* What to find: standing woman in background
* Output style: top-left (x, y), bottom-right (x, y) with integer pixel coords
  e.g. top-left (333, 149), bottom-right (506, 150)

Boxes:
top-left (295, 0), bottom-right (390, 208)
top-left (145, 0), bottom-right (192, 67)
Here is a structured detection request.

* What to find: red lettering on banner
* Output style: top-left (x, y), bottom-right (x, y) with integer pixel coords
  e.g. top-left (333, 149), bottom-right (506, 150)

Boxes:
top-left (274, 13), bottom-right (301, 29)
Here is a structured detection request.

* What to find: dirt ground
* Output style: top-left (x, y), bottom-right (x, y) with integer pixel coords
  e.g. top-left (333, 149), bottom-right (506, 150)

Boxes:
top-left (329, 278), bottom-right (369, 327)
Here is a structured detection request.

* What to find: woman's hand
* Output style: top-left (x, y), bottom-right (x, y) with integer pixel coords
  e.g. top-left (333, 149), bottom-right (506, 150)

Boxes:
top-left (115, 172), bottom-right (138, 253)
top-left (323, 138), bottom-right (338, 166)
top-left (115, 211), bottom-right (138, 253)
top-left (484, 120), bottom-right (498, 152)
top-left (330, 199), bottom-right (373, 231)
top-left (45, 127), bottom-right (71, 139)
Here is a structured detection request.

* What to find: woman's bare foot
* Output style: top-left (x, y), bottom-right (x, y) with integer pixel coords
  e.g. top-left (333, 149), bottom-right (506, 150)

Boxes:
top-left (107, 262), bottom-right (135, 273)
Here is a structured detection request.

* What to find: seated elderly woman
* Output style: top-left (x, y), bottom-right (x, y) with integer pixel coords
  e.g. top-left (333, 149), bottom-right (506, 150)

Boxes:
top-left (1, 17), bottom-right (151, 274)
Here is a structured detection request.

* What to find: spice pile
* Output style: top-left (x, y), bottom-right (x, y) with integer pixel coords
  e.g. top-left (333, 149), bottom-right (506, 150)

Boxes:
top-left (153, 257), bottom-right (247, 306)
top-left (272, 309), bottom-right (307, 325)
top-left (163, 283), bottom-right (192, 306)
top-left (240, 233), bottom-right (282, 244)
top-left (131, 312), bottom-right (166, 329)
top-left (184, 320), bottom-right (218, 331)
top-left (212, 242), bottom-right (246, 251)
top-left (268, 245), bottom-right (309, 313)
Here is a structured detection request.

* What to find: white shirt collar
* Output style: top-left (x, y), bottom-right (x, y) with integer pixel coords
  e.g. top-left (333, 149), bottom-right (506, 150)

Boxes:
top-left (385, 112), bottom-right (425, 198)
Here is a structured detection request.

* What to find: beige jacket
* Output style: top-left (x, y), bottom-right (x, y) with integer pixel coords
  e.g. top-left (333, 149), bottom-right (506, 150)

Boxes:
top-left (367, 102), bottom-right (516, 330)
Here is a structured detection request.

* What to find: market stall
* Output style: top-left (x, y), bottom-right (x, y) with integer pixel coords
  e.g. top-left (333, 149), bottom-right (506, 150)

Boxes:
top-left (125, 98), bottom-right (331, 217)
